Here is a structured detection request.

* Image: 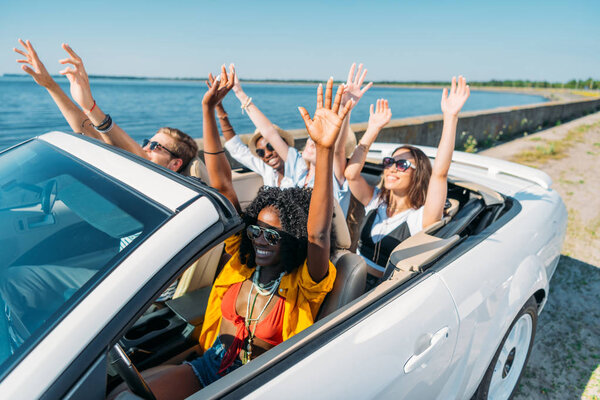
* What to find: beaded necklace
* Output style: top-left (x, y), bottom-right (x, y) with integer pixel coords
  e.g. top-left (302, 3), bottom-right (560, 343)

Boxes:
top-left (242, 266), bottom-right (285, 364)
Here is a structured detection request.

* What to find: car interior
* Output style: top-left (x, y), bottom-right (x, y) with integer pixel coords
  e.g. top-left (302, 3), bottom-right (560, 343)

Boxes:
top-left (106, 153), bottom-right (515, 396)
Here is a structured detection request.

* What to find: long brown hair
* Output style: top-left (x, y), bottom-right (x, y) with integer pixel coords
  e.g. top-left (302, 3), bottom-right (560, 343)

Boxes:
top-left (377, 145), bottom-right (432, 209)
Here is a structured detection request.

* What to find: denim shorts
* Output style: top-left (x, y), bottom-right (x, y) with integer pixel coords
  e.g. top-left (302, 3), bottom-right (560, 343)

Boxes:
top-left (184, 336), bottom-right (243, 387)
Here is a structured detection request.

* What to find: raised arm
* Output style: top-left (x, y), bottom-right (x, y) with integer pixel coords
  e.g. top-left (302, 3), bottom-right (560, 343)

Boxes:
top-left (231, 66), bottom-right (290, 161)
top-left (57, 44), bottom-right (148, 157)
top-left (202, 65), bottom-right (240, 212)
top-left (422, 76), bottom-right (470, 227)
top-left (344, 99), bottom-right (392, 205)
top-left (299, 78), bottom-right (352, 282)
top-left (14, 40), bottom-right (101, 140)
top-left (334, 63), bottom-right (372, 186)
top-left (215, 101), bottom-right (237, 141)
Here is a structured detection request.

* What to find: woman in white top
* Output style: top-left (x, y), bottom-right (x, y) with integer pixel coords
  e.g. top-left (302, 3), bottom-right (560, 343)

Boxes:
top-left (344, 76), bottom-right (470, 274)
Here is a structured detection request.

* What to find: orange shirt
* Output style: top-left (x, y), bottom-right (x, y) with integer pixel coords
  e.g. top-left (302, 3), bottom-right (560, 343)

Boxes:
top-left (198, 233), bottom-right (336, 351)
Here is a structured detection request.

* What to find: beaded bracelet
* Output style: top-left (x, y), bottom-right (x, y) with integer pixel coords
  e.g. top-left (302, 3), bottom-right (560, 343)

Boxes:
top-left (241, 97), bottom-right (253, 114)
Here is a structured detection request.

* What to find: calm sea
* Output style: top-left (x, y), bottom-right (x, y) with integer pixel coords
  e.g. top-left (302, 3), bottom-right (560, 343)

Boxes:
top-left (0, 76), bottom-right (547, 151)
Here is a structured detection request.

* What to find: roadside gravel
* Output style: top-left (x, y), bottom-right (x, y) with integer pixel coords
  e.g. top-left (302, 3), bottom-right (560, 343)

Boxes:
top-left (480, 111), bottom-right (600, 399)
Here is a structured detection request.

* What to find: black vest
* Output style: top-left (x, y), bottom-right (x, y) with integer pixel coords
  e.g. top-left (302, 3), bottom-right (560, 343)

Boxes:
top-left (359, 208), bottom-right (412, 268)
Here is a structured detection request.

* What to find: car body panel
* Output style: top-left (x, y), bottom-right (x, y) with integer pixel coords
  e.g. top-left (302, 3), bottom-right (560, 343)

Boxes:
top-left (0, 197), bottom-right (220, 399)
top-left (242, 274), bottom-right (460, 400)
top-left (39, 132), bottom-right (198, 212)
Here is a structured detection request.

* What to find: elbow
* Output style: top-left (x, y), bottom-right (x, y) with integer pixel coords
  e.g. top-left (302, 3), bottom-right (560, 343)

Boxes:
top-left (307, 230), bottom-right (330, 248)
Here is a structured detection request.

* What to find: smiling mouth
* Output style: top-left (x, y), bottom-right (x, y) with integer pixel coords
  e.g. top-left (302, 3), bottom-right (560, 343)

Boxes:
top-left (267, 158), bottom-right (279, 166)
top-left (255, 248), bottom-right (274, 256)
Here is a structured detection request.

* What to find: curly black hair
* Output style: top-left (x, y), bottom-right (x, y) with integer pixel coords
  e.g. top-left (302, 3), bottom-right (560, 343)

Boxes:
top-left (239, 186), bottom-right (337, 274)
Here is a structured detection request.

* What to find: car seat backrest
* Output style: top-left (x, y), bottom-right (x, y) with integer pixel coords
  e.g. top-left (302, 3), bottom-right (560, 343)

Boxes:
top-left (382, 231), bottom-right (460, 281)
top-left (182, 156), bottom-right (210, 183)
top-left (173, 242), bottom-right (225, 298)
top-left (434, 197), bottom-right (485, 238)
top-left (317, 200), bottom-right (366, 319)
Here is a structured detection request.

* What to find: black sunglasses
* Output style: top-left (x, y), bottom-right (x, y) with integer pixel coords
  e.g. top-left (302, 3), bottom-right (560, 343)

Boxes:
top-left (246, 224), bottom-right (282, 246)
top-left (255, 143), bottom-right (275, 158)
top-left (382, 157), bottom-right (416, 172)
top-left (142, 139), bottom-right (179, 158)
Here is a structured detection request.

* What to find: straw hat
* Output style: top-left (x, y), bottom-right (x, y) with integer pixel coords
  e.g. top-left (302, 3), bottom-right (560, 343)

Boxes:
top-left (248, 125), bottom-right (295, 157)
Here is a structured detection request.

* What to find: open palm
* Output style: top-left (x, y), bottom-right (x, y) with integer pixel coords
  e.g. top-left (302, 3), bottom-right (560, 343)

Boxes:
top-left (341, 63), bottom-right (373, 109)
top-left (441, 76), bottom-right (470, 116)
top-left (299, 79), bottom-right (352, 149)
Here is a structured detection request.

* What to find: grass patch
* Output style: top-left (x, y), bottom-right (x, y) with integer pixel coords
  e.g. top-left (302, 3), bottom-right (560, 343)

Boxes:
top-left (511, 122), bottom-right (600, 166)
top-left (594, 143), bottom-right (600, 147)
top-left (529, 137), bottom-right (543, 142)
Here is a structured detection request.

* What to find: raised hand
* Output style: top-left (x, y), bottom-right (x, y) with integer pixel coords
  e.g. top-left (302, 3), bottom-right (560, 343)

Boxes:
top-left (341, 62), bottom-right (373, 110)
top-left (298, 78), bottom-right (353, 149)
top-left (202, 64), bottom-right (235, 108)
top-left (441, 76), bottom-right (470, 117)
top-left (230, 63), bottom-right (244, 97)
top-left (58, 44), bottom-right (95, 111)
top-left (368, 99), bottom-right (392, 131)
top-left (14, 39), bottom-right (55, 88)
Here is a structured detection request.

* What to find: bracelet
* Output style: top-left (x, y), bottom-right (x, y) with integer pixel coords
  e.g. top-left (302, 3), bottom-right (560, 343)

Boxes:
top-left (94, 114), bottom-right (113, 133)
top-left (218, 113), bottom-right (229, 120)
top-left (203, 150), bottom-right (225, 155)
top-left (240, 97), bottom-right (252, 114)
top-left (86, 99), bottom-right (96, 114)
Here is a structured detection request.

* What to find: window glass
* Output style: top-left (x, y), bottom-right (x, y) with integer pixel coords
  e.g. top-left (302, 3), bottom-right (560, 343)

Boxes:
top-left (0, 140), bottom-right (170, 374)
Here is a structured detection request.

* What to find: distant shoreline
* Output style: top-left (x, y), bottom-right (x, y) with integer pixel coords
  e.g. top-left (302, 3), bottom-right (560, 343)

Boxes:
top-left (3, 73), bottom-right (595, 102)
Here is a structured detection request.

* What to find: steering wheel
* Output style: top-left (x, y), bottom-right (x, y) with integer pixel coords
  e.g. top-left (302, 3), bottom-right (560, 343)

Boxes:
top-left (108, 344), bottom-right (157, 400)
top-left (41, 180), bottom-right (57, 215)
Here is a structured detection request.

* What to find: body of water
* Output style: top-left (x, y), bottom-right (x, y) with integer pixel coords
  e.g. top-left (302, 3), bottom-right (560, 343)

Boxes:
top-left (0, 76), bottom-right (548, 151)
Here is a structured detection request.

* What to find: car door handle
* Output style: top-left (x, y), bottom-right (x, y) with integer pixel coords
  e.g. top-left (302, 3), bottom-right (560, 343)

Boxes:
top-left (404, 326), bottom-right (450, 374)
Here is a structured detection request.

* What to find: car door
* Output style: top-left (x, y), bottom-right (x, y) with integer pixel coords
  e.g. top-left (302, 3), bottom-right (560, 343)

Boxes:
top-left (243, 273), bottom-right (460, 399)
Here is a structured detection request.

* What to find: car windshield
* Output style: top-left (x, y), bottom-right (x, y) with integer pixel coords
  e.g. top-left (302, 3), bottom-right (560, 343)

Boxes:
top-left (0, 139), bottom-right (170, 375)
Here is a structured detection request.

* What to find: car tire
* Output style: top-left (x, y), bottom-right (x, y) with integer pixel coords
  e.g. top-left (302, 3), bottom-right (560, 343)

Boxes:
top-left (472, 296), bottom-right (538, 400)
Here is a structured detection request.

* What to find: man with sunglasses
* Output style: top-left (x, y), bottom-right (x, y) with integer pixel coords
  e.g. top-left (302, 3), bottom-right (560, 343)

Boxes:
top-left (14, 40), bottom-right (198, 174)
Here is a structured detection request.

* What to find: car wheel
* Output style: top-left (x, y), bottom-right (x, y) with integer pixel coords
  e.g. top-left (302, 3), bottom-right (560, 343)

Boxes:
top-left (473, 296), bottom-right (538, 400)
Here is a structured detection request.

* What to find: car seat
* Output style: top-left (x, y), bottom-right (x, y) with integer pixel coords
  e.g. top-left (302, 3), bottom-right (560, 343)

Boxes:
top-left (317, 201), bottom-right (367, 319)
top-left (173, 156), bottom-right (224, 297)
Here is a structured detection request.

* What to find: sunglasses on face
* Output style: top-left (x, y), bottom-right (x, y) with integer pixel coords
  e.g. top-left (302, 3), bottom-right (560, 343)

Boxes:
top-left (382, 157), bottom-right (416, 172)
top-left (142, 139), bottom-right (179, 158)
top-left (246, 224), bottom-right (282, 246)
top-left (255, 143), bottom-right (275, 158)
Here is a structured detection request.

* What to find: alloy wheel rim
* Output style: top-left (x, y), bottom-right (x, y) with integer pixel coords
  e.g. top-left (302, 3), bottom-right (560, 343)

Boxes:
top-left (488, 313), bottom-right (533, 400)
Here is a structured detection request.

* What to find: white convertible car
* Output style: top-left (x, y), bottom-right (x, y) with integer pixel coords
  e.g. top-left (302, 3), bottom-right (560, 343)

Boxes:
top-left (0, 132), bottom-right (566, 400)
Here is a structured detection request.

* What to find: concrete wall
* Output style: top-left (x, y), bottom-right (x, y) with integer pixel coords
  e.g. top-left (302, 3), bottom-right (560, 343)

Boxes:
top-left (198, 97), bottom-right (600, 166)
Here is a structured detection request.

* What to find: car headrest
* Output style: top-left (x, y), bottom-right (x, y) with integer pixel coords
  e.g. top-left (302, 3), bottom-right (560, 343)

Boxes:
top-left (333, 200), bottom-right (351, 250)
top-left (182, 156), bottom-right (210, 183)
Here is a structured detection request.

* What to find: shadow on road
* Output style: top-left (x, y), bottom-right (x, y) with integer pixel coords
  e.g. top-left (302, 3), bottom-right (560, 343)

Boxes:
top-left (514, 255), bottom-right (600, 399)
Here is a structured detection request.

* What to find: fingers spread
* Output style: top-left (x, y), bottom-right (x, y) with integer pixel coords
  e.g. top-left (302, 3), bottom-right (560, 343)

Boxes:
top-left (358, 67), bottom-right (367, 86)
top-left (58, 58), bottom-right (77, 66)
top-left (451, 76), bottom-right (457, 94)
top-left (346, 62), bottom-right (356, 85)
top-left (14, 48), bottom-right (28, 58)
top-left (220, 64), bottom-right (228, 87)
top-left (21, 65), bottom-right (35, 75)
top-left (339, 99), bottom-right (353, 121)
top-left (360, 81), bottom-right (373, 95)
top-left (16, 59), bottom-right (31, 64)
top-left (324, 77), bottom-right (333, 109)
top-left (59, 67), bottom-right (75, 75)
top-left (61, 43), bottom-right (81, 61)
top-left (317, 83), bottom-right (323, 109)
top-left (332, 84), bottom-right (344, 114)
top-left (354, 64), bottom-right (363, 85)
top-left (298, 106), bottom-right (312, 127)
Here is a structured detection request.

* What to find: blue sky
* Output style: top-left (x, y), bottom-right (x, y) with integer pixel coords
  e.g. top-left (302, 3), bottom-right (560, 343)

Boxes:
top-left (1, 0), bottom-right (598, 82)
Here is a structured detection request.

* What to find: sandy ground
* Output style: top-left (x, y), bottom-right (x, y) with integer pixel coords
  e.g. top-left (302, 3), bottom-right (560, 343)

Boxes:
top-left (480, 112), bottom-right (600, 399)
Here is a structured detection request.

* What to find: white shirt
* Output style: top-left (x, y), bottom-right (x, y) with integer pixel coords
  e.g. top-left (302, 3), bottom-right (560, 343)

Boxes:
top-left (359, 187), bottom-right (424, 272)
top-left (224, 136), bottom-right (307, 188)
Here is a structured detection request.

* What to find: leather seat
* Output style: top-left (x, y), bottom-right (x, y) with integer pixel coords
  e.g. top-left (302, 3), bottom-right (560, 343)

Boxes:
top-left (173, 157), bottom-right (224, 297)
top-left (317, 201), bottom-right (366, 320)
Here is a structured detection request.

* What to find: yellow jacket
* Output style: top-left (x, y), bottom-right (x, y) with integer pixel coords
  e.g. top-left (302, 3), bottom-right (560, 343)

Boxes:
top-left (199, 233), bottom-right (336, 351)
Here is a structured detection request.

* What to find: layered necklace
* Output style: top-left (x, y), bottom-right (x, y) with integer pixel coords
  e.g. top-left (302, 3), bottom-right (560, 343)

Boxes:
top-left (242, 266), bottom-right (285, 364)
